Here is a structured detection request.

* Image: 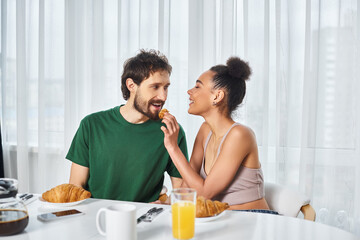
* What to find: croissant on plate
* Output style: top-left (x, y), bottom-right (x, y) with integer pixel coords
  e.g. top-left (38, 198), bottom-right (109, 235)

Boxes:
top-left (196, 196), bottom-right (229, 218)
top-left (42, 183), bottom-right (91, 203)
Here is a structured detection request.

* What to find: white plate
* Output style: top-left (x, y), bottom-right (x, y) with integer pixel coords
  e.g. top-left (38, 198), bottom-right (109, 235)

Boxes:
top-left (39, 197), bottom-right (87, 207)
top-left (169, 209), bottom-right (227, 223)
top-left (195, 211), bottom-right (226, 223)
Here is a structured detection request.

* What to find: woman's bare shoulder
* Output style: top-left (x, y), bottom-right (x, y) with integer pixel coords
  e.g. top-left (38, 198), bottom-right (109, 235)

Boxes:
top-left (229, 124), bottom-right (256, 142)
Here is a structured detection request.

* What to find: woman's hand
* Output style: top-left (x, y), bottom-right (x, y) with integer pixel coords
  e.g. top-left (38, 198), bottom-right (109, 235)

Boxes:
top-left (160, 112), bottom-right (180, 151)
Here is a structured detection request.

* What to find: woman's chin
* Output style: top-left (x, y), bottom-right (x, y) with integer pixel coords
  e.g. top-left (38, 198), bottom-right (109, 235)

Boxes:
top-left (188, 109), bottom-right (198, 116)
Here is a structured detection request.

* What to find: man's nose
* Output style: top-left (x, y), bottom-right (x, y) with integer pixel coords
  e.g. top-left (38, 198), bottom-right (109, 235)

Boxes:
top-left (158, 89), bottom-right (167, 101)
top-left (187, 89), bottom-right (192, 95)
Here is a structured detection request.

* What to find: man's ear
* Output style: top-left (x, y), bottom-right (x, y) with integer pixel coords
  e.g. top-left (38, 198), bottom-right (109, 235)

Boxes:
top-left (126, 78), bottom-right (137, 93)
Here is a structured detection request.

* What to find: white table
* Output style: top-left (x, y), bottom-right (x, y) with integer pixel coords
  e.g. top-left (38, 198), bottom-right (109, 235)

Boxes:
top-left (6, 196), bottom-right (359, 240)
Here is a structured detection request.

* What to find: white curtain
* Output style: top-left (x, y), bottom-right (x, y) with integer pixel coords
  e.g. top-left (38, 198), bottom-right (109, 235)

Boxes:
top-left (0, 0), bottom-right (359, 236)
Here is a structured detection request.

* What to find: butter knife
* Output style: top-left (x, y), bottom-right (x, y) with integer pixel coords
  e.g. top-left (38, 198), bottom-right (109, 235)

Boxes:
top-left (18, 193), bottom-right (36, 205)
top-left (137, 207), bottom-right (164, 224)
top-left (137, 207), bottom-right (158, 224)
top-left (142, 207), bottom-right (164, 222)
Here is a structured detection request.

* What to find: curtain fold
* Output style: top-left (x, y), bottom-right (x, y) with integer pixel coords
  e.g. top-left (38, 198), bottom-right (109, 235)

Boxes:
top-left (0, 125), bottom-right (4, 178)
top-left (0, 0), bottom-right (359, 236)
top-left (15, 0), bottom-right (29, 192)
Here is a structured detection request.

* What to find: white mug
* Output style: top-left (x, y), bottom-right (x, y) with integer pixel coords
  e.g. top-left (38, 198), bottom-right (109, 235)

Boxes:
top-left (96, 203), bottom-right (137, 240)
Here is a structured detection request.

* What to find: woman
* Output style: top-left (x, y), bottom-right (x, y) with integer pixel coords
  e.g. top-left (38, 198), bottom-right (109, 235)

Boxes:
top-left (161, 57), bottom-right (269, 210)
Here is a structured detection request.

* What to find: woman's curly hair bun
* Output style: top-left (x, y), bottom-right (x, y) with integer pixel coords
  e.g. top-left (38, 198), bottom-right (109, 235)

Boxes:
top-left (226, 57), bottom-right (252, 81)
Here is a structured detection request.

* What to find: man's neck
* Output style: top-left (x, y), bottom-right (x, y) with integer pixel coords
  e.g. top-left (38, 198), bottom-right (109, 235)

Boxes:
top-left (120, 102), bottom-right (149, 124)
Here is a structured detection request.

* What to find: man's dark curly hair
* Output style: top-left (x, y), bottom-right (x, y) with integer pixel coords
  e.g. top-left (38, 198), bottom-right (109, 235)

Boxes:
top-left (121, 49), bottom-right (172, 100)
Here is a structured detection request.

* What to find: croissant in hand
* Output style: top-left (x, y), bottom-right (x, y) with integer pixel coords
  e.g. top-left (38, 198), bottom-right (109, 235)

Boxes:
top-left (158, 108), bottom-right (169, 119)
top-left (196, 196), bottom-right (229, 218)
top-left (42, 183), bottom-right (91, 203)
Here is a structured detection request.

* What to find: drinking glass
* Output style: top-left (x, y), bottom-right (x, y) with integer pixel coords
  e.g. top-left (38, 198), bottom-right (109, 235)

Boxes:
top-left (171, 188), bottom-right (196, 240)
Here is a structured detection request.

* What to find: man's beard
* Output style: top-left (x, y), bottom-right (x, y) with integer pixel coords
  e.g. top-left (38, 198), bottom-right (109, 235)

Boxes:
top-left (133, 92), bottom-right (163, 120)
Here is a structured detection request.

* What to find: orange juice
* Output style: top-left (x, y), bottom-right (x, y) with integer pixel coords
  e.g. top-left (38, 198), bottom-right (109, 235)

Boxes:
top-left (172, 201), bottom-right (195, 239)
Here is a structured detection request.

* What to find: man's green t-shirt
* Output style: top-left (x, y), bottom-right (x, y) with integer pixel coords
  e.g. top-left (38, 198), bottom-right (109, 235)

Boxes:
top-left (66, 105), bottom-right (188, 202)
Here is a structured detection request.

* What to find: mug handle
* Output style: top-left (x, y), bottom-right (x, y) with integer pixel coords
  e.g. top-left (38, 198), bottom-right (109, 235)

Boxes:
top-left (96, 208), bottom-right (107, 236)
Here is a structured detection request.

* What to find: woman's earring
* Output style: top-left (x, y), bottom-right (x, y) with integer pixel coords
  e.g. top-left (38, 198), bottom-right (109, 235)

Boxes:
top-left (212, 101), bottom-right (217, 106)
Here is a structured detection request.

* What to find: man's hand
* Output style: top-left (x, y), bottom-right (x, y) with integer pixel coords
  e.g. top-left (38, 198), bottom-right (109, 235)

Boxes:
top-left (69, 162), bottom-right (89, 188)
top-left (149, 177), bottom-right (182, 205)
top-left (150, 197), bottom-right (170, 205)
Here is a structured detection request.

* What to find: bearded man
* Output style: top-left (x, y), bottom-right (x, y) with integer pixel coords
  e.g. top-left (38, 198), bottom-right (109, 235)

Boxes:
top-left (67, 49), bottom-right (188, 202)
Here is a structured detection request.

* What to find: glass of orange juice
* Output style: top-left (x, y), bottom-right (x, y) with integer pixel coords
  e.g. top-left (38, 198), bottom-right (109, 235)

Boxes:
top-left (171, 188), bottom-right (196, 240)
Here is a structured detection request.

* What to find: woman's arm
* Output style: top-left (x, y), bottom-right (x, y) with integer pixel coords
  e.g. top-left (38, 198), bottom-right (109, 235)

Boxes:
top-left (179, 123), bottom-right (209, 188)
top-left (161, 114), bottom-right (207, 185)
top-left (188, 122), bottom-right (210, 173)
top-left (161, 113), bottom-right (254, 199)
